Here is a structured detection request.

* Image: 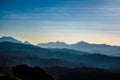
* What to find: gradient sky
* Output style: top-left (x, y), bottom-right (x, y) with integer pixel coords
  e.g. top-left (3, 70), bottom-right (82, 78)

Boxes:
top-left (0, 0), bottom-right (120, 45)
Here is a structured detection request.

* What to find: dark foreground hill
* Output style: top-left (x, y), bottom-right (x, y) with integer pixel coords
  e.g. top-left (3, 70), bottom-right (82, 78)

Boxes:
top-left (0, 64), bottom-right (54, 80)
top-left (45, 67), bottom-right (120, 80)
top-left (0, 65), bottom-right (120, 80)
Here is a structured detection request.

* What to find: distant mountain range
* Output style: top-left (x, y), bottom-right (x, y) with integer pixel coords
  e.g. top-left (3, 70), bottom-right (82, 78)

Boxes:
top-left (0, 36), bottom-right (120, 56)
top-left (38, 41), bottom-right (120, 56)
top-left (0, 42), bottom-right (120, 69)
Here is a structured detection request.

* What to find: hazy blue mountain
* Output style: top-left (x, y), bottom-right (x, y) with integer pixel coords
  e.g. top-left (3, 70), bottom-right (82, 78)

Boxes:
top-left (0, 36), bottom-right (22, 43)
top-left (48, 48), bottom-right (89, 55)
top-left (71, 41), bottom-right (120, 56)
top-left (0, 42), bottom-right (120, 69)
top-left (37, 41), bottom-right (120, 56)
top-left (38, 41), bottom-right (69, 48)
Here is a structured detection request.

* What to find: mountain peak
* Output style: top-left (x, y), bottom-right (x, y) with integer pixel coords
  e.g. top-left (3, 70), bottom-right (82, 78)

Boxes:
top-left (23, 41), bottom-right (31, 45)
top-left (76, 41), bottom-right (89, 45)
top-left (0, 36), bottom-right (22, 43)
top-left (55, 41), bottom-right (67, 44)
top-left (1, 36), bottom-right (14, 39)
top-left (37, 41), bottom-right (68, 48)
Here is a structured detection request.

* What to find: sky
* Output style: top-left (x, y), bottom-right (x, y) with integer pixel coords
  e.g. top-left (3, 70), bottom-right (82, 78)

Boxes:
top-left (0, 0), bottom-right (120, 45)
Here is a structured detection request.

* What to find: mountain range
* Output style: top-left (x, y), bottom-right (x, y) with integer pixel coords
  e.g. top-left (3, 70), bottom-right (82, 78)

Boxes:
top-left (38, 41), bottom-right (120, 56)
top-left (0, 41), bottom-right (120, 69)
top-left (0, 37), bottom-right (120, 80)
top-left (0, 36), bottom-right (120, 56)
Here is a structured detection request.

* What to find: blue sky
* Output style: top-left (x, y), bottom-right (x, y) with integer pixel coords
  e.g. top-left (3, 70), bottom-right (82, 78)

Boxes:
top-left (0, 0), bottom-right (120, 45)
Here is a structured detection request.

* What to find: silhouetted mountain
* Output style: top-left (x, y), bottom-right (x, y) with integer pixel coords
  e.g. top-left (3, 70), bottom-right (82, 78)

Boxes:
top-left (38, 41), bottom-right (120, 56)
top-left (0, 42), bottom-right (120, 69)
top-left (0, 36), bottom-right (22, 43)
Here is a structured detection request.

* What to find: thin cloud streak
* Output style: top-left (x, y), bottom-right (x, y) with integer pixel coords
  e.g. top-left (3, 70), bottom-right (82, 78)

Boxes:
top-left (1, 7), bottom-right (119, 25)
top-left (0, 20), bottom-right (120, 32)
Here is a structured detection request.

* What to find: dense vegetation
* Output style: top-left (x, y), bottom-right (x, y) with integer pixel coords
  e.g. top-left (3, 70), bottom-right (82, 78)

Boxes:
top-left (0, 65), bottom-right (120, 80)
top-left (0, 64), bottom-right (54, 80)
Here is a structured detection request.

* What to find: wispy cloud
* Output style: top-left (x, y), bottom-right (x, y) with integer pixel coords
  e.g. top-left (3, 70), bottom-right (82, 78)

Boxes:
top-left (1, 7), bottom-right (120, 22)
top-left (5, 13), bottom-right (31, 19)
top-left (1, 20), bottom-right (120, 31)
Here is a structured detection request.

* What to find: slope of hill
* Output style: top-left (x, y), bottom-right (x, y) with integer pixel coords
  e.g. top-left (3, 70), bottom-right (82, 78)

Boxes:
top-left (48, 48), bottom-right (89, 55)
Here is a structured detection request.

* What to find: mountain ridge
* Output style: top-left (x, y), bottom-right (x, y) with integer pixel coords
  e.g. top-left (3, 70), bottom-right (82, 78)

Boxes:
top-left (0, 36), bottom-right (22, 43)
top-left (38, 41), bottom-right (120, 56)
top-left (0, 42), bottom-right (120, 69)
top-left (0, 36), bottom-right (32, 45)
top-left (0, 36), bottom-right (120, 56)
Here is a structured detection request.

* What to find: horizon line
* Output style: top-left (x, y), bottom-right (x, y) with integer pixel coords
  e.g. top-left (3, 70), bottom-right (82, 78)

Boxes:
top-left (0, 36), bottom-right (120, 46)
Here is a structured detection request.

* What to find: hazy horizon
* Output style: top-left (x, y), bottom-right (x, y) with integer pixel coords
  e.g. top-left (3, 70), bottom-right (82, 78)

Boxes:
top-left (0, 36), bottom-right (120, 46)
top-left (0, 0), bottom-right (120, 45)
